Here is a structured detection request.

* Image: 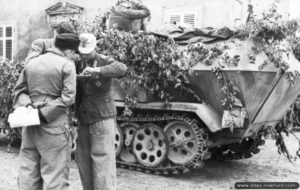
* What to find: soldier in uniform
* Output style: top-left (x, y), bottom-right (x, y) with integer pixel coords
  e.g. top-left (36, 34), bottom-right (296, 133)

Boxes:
top-left (76, 33), bottom-right (127, 190)
top-left (12, 33), bottom-right (80, 190)
top-left (24, 21), bottom-right (80, 151)
top-left (108, 0), bottom-right (150, 33)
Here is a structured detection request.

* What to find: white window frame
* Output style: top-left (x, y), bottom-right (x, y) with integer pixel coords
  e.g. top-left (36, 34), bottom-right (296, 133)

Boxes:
top-left (0, 25), bottom-right (14, 61)
top-left (167, 11), bottom-right (198, 27)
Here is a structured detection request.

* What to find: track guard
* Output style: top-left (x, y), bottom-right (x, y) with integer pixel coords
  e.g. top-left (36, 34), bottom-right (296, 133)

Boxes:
top-left (115, 101), bottom-right (222, 132)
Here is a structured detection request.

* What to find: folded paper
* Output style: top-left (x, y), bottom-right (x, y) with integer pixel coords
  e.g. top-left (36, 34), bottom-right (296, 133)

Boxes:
top-left (8, 107), bottom-right (40, 128)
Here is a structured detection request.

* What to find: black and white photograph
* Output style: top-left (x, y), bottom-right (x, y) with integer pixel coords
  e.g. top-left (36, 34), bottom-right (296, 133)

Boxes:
top-left (0, 0), bottom-right (300, 189)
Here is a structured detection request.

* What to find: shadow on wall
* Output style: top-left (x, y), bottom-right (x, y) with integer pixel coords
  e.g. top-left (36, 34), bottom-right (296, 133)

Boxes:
top-left (17, 11), bottom-right (52, 62)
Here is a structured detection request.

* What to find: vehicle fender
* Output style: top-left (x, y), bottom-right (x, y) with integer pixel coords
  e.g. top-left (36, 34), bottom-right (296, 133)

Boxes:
top-left (115, 101), bottom-right (222, 132)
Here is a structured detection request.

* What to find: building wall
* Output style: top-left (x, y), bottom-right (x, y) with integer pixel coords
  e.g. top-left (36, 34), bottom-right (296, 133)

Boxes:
top-left (289, 0), bottom-right (300, 19)
top-left (0, 0), bottom-right (114, 62)
top-left (1, 0), bottom-right (56, 61)
top-left (0, 0), bottom-right (293, 62)
top-left (143, 0), bottom-right (244, 30)
top-left (0, 0), bottom-right (18, 61)
top-left (250, 0), bottom-right (289, 20)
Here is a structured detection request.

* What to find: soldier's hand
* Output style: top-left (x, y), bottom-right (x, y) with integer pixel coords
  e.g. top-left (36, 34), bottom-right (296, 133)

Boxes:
top-left (82, 67), bottom-right (101, 76)
top-left (33, 102), bottom-right (47, 109)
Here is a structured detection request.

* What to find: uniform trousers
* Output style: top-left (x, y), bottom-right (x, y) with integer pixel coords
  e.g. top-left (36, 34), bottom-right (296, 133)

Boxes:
top-left (18, 125), bottom-right (71, 190)
top-left (76, 118), bottom-right (117, 190)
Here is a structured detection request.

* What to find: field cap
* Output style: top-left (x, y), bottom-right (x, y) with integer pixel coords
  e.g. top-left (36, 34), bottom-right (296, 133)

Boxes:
top-left (78, 33), bottom-right (97, 54)
top-left (55, 33), bottom-right (80, 50)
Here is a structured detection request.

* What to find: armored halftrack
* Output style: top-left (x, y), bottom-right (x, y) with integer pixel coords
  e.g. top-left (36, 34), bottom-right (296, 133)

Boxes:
top-left (111, 37), bottom-right (300, 175)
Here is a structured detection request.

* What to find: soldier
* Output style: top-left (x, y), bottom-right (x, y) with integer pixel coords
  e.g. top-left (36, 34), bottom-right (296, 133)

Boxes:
top-left (76, 33), bottom-right (127, 190)
top-left (24, 21), bottom-right (80, 151)
top-left (12, 33), bottom-right (80, 190)
top-left (108, 0), bottom-right (150, 33)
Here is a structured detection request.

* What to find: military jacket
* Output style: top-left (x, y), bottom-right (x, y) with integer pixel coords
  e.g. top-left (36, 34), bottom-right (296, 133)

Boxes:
top-left (76, 53), bottom-right (127, 124)
top-left (13, 48), bottom-right (76, 134)
top-left (109, 3), bottom-right (150, 33)
top-left (25, 38), bottom-right (54, 63)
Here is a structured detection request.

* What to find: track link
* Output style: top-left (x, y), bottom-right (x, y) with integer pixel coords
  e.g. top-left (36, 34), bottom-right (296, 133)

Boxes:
top-left (116, 112), bottom-right (208, 175)
top-left (116, 112), bottom-right (265, 175)
top-left (210, 133), bottom-right (265, 161)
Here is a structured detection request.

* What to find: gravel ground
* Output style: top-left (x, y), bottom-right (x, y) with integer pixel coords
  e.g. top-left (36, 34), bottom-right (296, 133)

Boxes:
top-left (0, 132), bottom-right (299, 190)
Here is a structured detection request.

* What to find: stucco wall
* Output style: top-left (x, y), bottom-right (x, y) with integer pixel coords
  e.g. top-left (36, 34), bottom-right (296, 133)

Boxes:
top-left (1, 0), bottom-right (115, 61)
top-left (0, 0), bottom-right (18, 61)
top-left (0, 0), bottom-right (292, 62)
top-left (15, 0), bottom-right (57, 61)
top-left (143, 0), bottom-right (244, 30)
top-left (0, 0), bottom-right (246, 61)
top-left (1, 0), bottom-right (57, 61)
top-left (250, 0), bottom-right (289, 20)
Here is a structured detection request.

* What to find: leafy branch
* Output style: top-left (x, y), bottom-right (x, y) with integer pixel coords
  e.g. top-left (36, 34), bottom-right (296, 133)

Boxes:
top-left (0, 59), bottom-right (24, 129)
top-left (212, 67), bottom-right (242, 110)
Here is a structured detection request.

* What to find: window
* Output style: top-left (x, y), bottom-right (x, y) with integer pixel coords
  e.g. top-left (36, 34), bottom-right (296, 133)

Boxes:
top-left (168, 11), bottom-right (197, 27)
top-left (0, 25), bottom-right (13, 61)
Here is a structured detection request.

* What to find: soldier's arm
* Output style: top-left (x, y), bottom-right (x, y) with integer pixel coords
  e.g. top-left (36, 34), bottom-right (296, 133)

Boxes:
top-left (82, 54), bottom-right (127, 78)
top-left (116, 4), bottom-right (150, 19)
top-left (97, 55), bottom-right (127, 78)
top-left (12, 68), bottom-right (32, 108)
top-left (25, 39), bottom-right (47, 63)
top-left (39, 61), bottom-right (77, 123)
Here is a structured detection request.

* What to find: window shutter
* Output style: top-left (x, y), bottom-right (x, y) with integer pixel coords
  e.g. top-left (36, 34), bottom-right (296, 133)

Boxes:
top-left (170, 14), bottom-right (181, 24)
top-left (0, 40), bottom-right (3, 57)
top-left (6, 39), bottom-right (12, 60)
top-left (0, 26), bottom-right (13, 60)
top-left (0, 27), bottom-right (3, 38)
top-left (183, 13), bottom-right (195, 26)
top-left (6, 27), bottom-right (12, 37)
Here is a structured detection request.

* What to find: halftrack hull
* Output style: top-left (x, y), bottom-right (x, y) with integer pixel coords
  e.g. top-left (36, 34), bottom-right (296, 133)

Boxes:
top-left (111, 38), bottom-right (300, 174)
top-left (113, 69), bottom-right (300, 147)
top-left (188, 69), bottom-right (300, 137)
top-left (113, 38), bottom-right (300, 146)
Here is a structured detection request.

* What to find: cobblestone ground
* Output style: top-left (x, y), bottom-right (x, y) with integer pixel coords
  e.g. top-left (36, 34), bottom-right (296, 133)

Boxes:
top-left (0, 132), bottom-right (300, 190)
